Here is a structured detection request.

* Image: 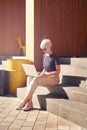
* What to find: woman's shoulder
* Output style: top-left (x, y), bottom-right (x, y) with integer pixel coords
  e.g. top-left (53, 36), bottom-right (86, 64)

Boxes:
top-left (51, 53), bottom-right (59, 58)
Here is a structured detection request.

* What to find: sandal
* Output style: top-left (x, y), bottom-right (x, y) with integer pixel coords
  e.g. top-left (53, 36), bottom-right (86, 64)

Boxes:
top-left (15, 102), bottom-right (25, 110)
top-left (22, 102), bottom-right (33, 111)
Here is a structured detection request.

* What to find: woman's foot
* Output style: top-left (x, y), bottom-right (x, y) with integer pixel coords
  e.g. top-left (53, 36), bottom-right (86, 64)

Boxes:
top-left (15, 102), bottom-right (25, 110)
top-left (22, 102), bottom-right (33, 111)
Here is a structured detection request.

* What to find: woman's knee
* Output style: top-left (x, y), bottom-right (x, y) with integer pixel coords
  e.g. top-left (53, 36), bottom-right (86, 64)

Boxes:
top-left (27, 76), bottom-right (34, 86)
top-left (32, 77), bottom-right (39, 84)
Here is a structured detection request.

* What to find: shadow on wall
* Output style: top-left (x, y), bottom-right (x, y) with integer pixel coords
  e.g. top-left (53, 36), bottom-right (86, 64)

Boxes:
top-left (61, 75), bottom-right (87, 86)
top-left (0, 57), bottom-right (2, 64)
top-left (59, 57), bottom-right (71, 64)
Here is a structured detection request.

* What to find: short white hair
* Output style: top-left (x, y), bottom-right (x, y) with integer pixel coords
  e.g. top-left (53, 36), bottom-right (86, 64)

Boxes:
top-left (40, 39), bottom-right (52, 49)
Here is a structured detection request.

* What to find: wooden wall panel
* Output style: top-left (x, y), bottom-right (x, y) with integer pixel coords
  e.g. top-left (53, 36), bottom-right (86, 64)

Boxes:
top-left (0, 0), bottom-right (25, 56)
top-left (34, 0), bottom-right (87, 69)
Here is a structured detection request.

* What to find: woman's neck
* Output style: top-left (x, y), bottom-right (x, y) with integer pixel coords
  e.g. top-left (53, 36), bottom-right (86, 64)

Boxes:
top-left (46, 50), bottom-right (53, 56)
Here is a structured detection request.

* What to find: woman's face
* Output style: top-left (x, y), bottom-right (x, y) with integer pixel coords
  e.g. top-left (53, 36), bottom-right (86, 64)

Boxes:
top-left (42, 48), bottom-right (47, 53)
top-left (42, 47), bottom-right (51, 54)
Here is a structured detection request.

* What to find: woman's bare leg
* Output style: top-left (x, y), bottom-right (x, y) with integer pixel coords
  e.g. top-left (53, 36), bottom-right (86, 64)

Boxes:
top-left (16, 76), bottom-right (59, 110)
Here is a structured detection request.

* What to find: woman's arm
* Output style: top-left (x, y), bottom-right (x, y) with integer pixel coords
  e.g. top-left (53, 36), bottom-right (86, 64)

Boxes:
top-left (38, 65), bottom-right (60, 77)
top-left (38, 69), bottom-right (45, 76)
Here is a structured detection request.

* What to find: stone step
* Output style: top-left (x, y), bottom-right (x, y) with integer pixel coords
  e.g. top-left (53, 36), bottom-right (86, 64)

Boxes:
top-left (17, 85), bottom-right (87, 105)
top-left (60, 65), bottom-right (87, 77)
top-left (17, 85), bottom-right (68, 108)
top-left (79, 80), bottom-right (87, 89)
top-left (17, 87), bottom-right (27, 99)
top-left (60, 65), bottom-right (87, 86)
top-left (71, 58), bottom-right (87, 67)
top-left (59, 57), bottom-right (87, 68)
top-left (63, 87), bottom-right (87, 104)
top-left (46, 98), bottom-right (87, 128)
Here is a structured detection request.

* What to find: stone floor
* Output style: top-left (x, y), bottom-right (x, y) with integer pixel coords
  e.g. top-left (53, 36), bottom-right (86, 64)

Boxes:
top-left (0, 96), bottom-right (86, 130)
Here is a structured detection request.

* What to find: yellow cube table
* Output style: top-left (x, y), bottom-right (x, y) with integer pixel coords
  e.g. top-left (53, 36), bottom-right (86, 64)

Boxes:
top-left (7, 59), bottom-right (32, 94)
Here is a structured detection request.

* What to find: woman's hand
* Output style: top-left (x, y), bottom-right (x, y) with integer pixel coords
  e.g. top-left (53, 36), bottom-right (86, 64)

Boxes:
top-left (37, 70), bottom-right (50, 77)
top-left (38, 72), bottom-right (46, 77)
top-left (38, 71), bottom-right (53, 77)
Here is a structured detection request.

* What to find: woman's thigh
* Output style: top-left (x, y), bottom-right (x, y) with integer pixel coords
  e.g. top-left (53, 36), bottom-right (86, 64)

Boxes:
top-left (37, 76), bottom-right (59, 87)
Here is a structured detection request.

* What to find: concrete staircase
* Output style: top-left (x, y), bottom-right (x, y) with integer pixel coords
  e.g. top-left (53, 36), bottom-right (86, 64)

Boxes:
top-left (14, 58), bottom-right (87, 128)
top-left (47, 99), bottom-right (87, 128)
top-left (45, 64), bottom-right (87, 129)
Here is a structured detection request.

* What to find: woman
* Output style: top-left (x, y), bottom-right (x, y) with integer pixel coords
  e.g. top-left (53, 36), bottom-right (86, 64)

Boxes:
top-left (16, 39), bottom-right (60, 111)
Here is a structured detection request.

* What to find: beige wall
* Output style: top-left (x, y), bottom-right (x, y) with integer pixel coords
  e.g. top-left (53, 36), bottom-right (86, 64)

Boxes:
top-left (26, 0), bottom-right (34, 62)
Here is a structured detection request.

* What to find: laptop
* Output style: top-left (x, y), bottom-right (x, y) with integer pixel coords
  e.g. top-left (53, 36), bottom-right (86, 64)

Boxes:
top-left (22, 64), bottom-right (38, 76)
